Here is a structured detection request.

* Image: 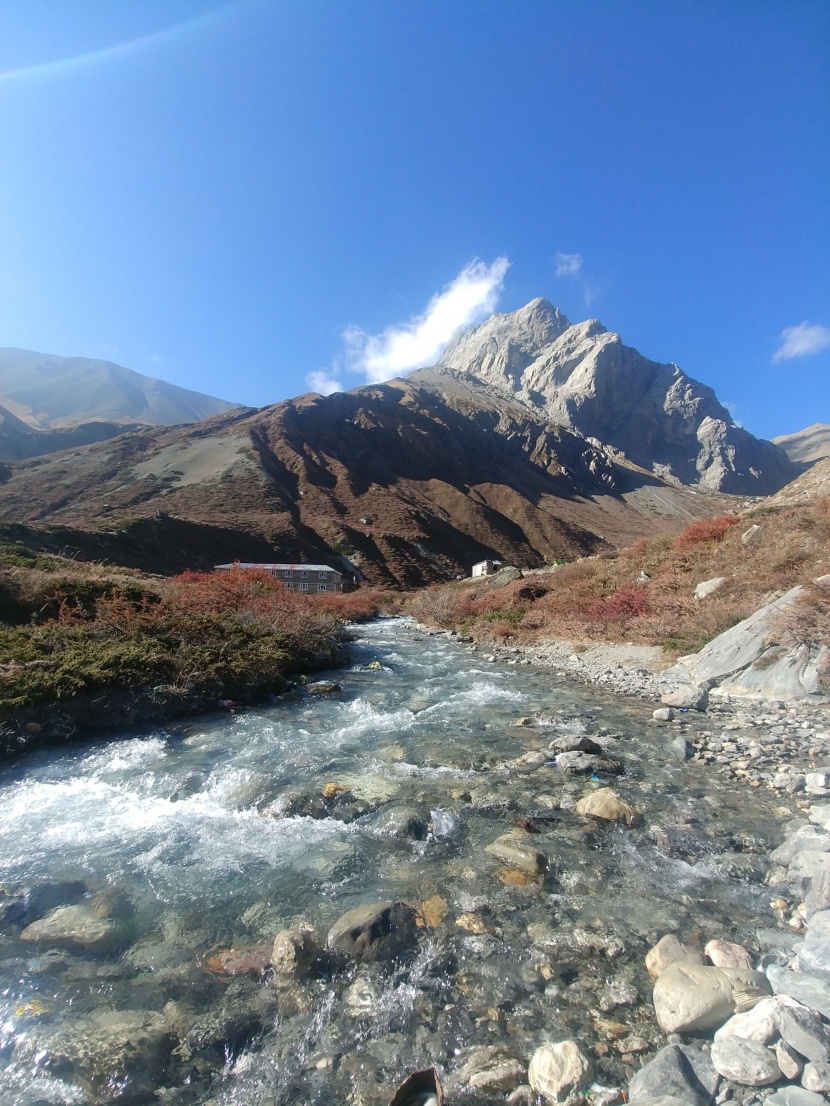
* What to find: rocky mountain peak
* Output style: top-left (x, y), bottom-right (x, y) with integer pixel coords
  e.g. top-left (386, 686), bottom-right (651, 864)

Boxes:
top-left (426, 299), bottom-right (796, 495)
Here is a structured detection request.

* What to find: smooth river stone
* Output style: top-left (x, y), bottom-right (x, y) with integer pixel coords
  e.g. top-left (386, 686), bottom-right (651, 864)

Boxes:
top-left (714, 996), bottom-right (780, 1044)
top-left (645, 934), bottom-right (704, 980)
top-left (21, 904), bottom-right (123, 953)
top-left (485, 832), bottom-right (547, 875)
top-left (710, 1037), bottom-right (782, 1086)
top-left (653, 962), bottom-right (770, 1034)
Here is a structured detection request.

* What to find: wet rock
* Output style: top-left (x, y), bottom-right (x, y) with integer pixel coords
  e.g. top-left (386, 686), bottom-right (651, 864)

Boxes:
top-left (627, 1044), bottom-right (719, 1106)
top-left (485, 832), bottom-right (548, 875)
top-left (326, 901), bottom-right (418, 961)
top-left (669, 736), bottom-right (695, 761)
top-left (554, 751), bottom-right (622, 775)
top-left (343, 974), bottom-right (381, 1017)
top-left (21, 903), bottom-right (124, 954)
top-left (13, 1008), bottom-right (173, 1103)
top-left (797, 909), bottom-right (830, 980)
top-left (204, 943), bottom-right (271, 978)
top-left (271, 926), bottom-right (318, 977)
top-left (389, 1067), bottom-right (444, 1106)
top-left (307, 681), bottom-right (342, 695)
top-left (184, 981), bottom-right (277, 1058)
top-left (548, 735), bottom-right (604, 755)
top-left (705, 939), bottom-right (754, 970)
top-left (646, 935), bottom-right (705, 980)
top-left (801, 1060), bottom-right (830, 1092)
top-left (375, 805), bottom-right (430, 841)
top-left (527, 1040), bottom-right (592, 1105)
top-left (575, 787), bottom-right (642, 826)
top-left (452, 1046), bottom-right (525, 1094)
top-left (661, 687), bottom-right (709, 711)
top-left (710, 1037), bottom-right (782, 1085)
top-left (653, 708), bottom-right (675, 722)
top-left (22, 880), bottom-right (89, 922)
top-left (653, 962), bottom-right (771, 1033)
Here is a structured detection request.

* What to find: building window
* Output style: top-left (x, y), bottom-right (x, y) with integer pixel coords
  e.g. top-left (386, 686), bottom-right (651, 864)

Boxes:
top-left (301, 570), bottom-right (308, 578)
top-left (318, 584), bottom-right (328, 592)
top-left (300, 583), bottom-right (309, 591)
top-left (285, 582), bottom-right (294, 590)
top-left (285, 570), bottom-right (293, 578)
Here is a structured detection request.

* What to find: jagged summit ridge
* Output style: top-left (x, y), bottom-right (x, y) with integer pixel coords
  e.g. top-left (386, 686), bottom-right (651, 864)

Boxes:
top-left (431, 298), bottom-right (795, 494)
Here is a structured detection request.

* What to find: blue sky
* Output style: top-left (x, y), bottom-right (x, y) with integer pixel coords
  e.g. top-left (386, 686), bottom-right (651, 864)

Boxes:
top-left (0, 0), bottom-right (827, 440)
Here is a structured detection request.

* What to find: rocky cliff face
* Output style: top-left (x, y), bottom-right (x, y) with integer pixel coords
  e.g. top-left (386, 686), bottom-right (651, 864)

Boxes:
top-left (431, 298), bottom-right (796, 494)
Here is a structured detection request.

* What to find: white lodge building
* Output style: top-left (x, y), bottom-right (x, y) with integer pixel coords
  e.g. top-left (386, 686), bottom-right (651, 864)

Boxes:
top-left (214, 563), bottom-right (344, 592)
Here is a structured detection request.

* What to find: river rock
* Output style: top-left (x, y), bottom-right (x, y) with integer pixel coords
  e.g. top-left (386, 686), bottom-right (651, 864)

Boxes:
top-left (646, 935), bottom-right (704, 980)
top-left (694, 577), bottom-right (726, 601)
top-left (575, 787), bottom-right (641, 825)
top-left (326, 901), bottom-right (418, 961)
top-left (715, 996), bottom-right (780, 1043)
top-left (787, 851), bottom-right (830, 894)
top-left (375, 805), bottom-right (430, 841)
top-left (661, 686), bottom-right (709, 711)
top-left (776, 1040), bottom-right (804, 1080)
top-left (627, 1044), bottom-right (719, 1106)
top-left (805, 870), bottom-right (830, 919)
top-left (710, 1037), bottom-right (782, 1086)
top-left (669, 736), bottom-right (695, 761)
top-left (20, 903), bottom-right (124, 953)
top-left (527, 1040), bottom-right (592, 1105)
top-left (705, 939), bottom-right (754, 970)
top-left (767, 964), bottom-right (830, 1021)
top-left (797, 909), bottom-right (830, 980)
top-left (554, 751), bottom-right (622, 775)
top-left (452, 1046), bottom-right (525, 1093)
top-left (271, 926), bottom-right (318, 977)
top-left (801, 1061), bottom-right (830, 1092)
top-left (485, 832), bottom-right (548, 875)
top-left (776, 996), bottom-right (830, 1063)
top-left (548, 735), bottom-right (604, 755)
top-left (653, 962), bottom-right (771, 1033)
top-left (13, 1009), bottom-right (173, 1103)
top-left (770, 825), bottom-right (830, 866)
top-left (653, 708), bottom-right (675, 722)
top-left (766, 1089), bottom-right (828, 1106)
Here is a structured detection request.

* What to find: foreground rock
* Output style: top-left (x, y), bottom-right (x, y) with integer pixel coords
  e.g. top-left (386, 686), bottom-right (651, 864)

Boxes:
top-left (652, 961), bottom-right (771, 1033)
top-left (326, 901), bottom-right (418, 961)
top-left (21, 903), bottom-right (125, 953)
top-left (527, 1040), bottom-right (592, 1105)
top-left (627, 1043), bottom-right (718, 1106)
top-left (575, 787), bottom-right (642, 825)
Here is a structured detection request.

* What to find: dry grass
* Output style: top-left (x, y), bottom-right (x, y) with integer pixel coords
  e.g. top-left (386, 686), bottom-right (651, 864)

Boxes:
top-left (404, 497), bottom-right (830, 656)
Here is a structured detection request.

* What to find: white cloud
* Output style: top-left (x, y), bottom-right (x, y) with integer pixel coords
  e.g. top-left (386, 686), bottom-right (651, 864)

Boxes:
top-left (554, 251), bottom-right (583, 277)
top-left (773, 321), bottom-right (830, 362)
top-left (346, 257), bottom-right (510, 384)
top-left (306, 370), bottom-right (343, 395)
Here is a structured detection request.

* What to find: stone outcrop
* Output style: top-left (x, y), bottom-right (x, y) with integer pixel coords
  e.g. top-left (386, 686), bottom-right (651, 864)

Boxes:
top-left (432, 298), bottom-right (795, 494)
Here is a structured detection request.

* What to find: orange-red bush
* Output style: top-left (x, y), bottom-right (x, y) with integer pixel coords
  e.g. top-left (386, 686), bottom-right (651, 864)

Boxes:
top-left (673, 514), bottom-right (740, 549)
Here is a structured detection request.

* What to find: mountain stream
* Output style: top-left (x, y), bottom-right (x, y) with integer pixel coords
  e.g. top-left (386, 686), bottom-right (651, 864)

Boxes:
top-left (0, 618), bottom-right (783, 1105)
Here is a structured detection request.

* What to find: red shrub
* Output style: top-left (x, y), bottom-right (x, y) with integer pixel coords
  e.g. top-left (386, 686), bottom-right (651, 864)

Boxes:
top-left (586, 585), bottom-right (649, 621)
top-left (674, 515), bottom-right (740, 549)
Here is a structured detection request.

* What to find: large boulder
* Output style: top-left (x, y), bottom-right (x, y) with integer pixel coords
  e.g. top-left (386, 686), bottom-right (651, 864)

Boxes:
top-left (653, 962), bottom-right (770, 1034)
top-left (485, 832), bottom-right (548, 875)
top-left (326, 901), bottom-right (418, 961)
top-left (20, 903), bottom-right (124, 954)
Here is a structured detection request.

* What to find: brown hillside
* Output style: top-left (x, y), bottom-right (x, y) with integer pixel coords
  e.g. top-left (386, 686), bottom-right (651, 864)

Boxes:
top-left (0, 379), bottom-right (743, 586)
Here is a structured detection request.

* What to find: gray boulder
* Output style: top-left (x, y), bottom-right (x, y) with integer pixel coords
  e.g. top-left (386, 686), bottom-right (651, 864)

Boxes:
top-left (777, 996), bottom-right (830, 1063)
top-left (710, 1037), bottom-right (781, 1086)
top-left (766, 1089), bottom-right (828, 1106)
top-left (767, 964), bottom-right (830, 1021)
top-left (375, 805), bottom-right (430, 841)
top-left (661, 686), bottom-right (709, 711)
top-left (797, 910), bottom-right (830, 982)
top-left (627, 1044), bottom-right (718, 1106)
top-left (802, 1061), bottom-right (830, 1093)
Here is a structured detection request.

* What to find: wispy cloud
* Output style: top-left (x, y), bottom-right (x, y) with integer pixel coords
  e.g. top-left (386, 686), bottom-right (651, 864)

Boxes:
top-left (554, 249), bottom-right (599, 308)
top-left (306, 370), bottom-right (343, 396)
top-left (554, 251), bottom-right (583, 277)
top-left (304, 257), bottom-right (510, 394)
top-left (345, 257), bottom-right (510, 384)
top-left (772, 321), bottom-right (830, 362)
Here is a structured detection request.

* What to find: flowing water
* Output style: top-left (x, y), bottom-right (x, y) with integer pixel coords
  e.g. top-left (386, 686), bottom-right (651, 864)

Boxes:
top-left (0, 618), bottom-right (783, 1105)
